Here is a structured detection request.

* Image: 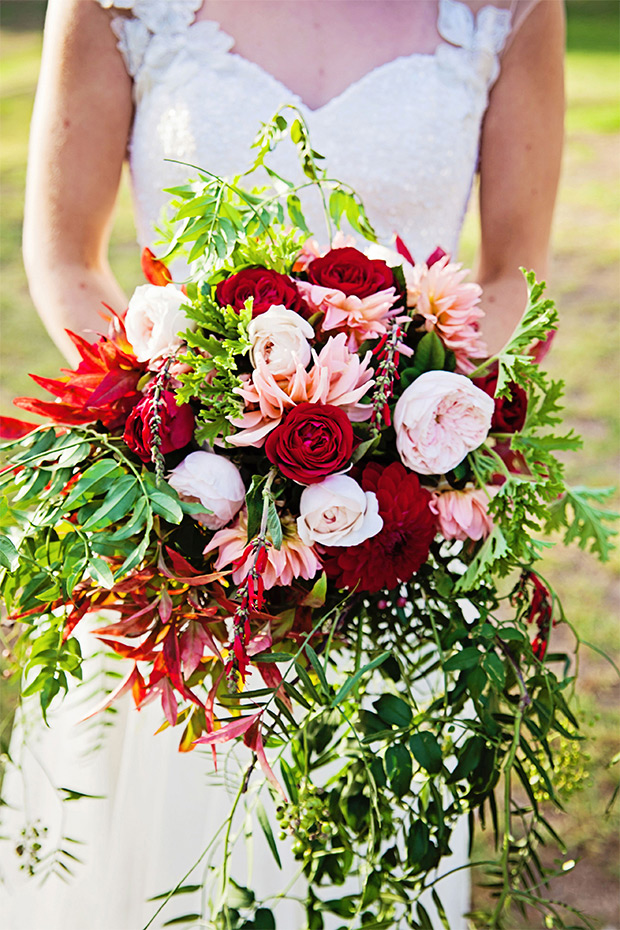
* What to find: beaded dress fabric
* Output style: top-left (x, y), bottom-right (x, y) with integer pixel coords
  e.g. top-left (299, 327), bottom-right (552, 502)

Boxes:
top-left (0, 1), bottom-right (541, 928)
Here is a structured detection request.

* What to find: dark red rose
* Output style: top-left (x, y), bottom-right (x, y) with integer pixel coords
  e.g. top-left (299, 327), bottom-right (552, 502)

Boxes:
top-left (324, 461), bottom-right (435, 593)
top-left (306, 247), bottom-right (395, 298)
top-left (215, 266), bottom-right (306, 317)
top-left (265, 403), bottom-right (354, 484)
top-left (123, 387), bottom-right (194, 463)
top-left (473, 366), bottom-right (527, 434)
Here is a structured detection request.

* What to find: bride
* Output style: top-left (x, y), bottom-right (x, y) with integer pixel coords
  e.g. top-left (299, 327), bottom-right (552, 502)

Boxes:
top-left (1, 1), bottom-right (564, 928)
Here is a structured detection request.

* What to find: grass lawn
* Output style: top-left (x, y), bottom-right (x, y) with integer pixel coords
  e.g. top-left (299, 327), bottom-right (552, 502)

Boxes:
top-left (0, 2), bottom-right (618, 927)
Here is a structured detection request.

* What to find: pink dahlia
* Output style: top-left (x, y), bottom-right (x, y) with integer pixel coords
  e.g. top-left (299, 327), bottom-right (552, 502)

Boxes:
top-left (430, 487), bottom-right (494, 542)
top-left (408, 256), bottom-right (487, 373)
top-left (324, 462), bottom-right (436, 593)
top-left (227, 333), bottom-right (374, 447)
top-left (297, 280), bottom-right (398, 350)
top-left (204, 509), bottom-right (321, 589)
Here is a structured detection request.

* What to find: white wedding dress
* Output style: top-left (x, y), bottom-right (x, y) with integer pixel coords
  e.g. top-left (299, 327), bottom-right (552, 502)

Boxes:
top-left (0, 1), bottom-right (541, 928)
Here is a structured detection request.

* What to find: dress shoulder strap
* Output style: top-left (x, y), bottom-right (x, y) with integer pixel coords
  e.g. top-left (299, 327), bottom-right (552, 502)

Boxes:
top-left (95, 0), bottom-right (203, 78)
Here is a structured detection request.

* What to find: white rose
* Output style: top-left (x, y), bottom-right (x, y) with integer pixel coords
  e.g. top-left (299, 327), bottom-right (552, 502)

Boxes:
top-left (125, 283), bottom-right (194, 363)
top-left (167, 451), bottom-right (245, 530)
top-left (393, 370), bottom-right (494, 476)
top-left (247, 305), bottom-right (314, 376)
top-left (297, 475), bottom-right (383, 547)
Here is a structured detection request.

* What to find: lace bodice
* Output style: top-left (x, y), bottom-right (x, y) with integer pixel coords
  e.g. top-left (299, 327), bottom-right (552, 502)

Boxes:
top-left (99, 0), bottom-right (532, 262)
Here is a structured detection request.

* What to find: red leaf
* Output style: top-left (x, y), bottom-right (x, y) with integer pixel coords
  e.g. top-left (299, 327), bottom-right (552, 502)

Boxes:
top-left (0, 416), bottom-right (37, 439)
top-left (80, 663), bottom-right (140, 720)
top-left (193, 713), bottom-right (261, 746)
top-left (395, 234), bottom-right (415, 266)
top-left (243, 720), bottom-right (287, 800)
top-left (141, 247), bottom-right (172, 286)
top-left (161, 679), bottom-right (179, 726)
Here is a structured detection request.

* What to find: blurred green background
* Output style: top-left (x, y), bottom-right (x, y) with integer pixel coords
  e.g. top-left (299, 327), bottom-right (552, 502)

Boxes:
top-left (0, 1), bottom-right (618, 926)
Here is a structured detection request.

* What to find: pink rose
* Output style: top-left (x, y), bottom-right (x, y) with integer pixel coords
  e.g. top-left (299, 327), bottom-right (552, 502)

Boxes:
top-left (393, 371), bottom-right (494, 475)
top-left (430, 487), bottom-right (494, 541)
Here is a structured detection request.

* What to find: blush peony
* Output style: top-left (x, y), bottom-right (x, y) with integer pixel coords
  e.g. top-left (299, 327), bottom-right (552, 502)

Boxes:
top-left (125, 283), bottom-right (193, 364)
top-left (324, 462), bottom-right (435, 593)
top-left (394, 371), bottom-right (494, 476)
top-left (247, 305), bottom-right (314, 377)
top-left (297, 474), bottom-right (383, 547)
top-left (167, 451), bottom-right (245, 530)
top-left (430, 487), bottom-right (494, 542)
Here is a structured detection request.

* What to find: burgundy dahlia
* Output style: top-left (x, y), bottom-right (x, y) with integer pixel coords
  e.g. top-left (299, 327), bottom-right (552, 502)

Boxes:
top-left (215, 266), bottom-right (306, 317)
top-left (306, 247), bottom-right (395, 298)
top-left (324, 461), bottom-right (436, 593)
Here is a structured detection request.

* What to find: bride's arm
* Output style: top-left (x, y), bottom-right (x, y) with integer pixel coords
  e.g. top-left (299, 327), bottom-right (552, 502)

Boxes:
top-left (476, 0), bottom-right (565, 355)
top-left (23, 0), bottom-right (133, 365)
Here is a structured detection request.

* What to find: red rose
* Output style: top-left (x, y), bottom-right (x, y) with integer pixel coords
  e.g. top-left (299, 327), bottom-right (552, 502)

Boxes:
top-left (306, 247), bottom-right (395, 298)
top-left (473, 366), bottom-right (527, 434)
top-left (123, 387), bottom-right (194, 463)
top-left (215, 266), bottom-right (306, 317)
top-left (265, 403), bottom-right (354, 484)
top-left (324, 461), bottom-right (436, 593)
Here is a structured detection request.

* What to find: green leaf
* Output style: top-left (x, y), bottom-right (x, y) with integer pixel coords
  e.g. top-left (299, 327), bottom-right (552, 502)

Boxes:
top-left (88, 557), bottom-right (115, 590)
top-left (253, 908), bottom-right (276, 930)
top-left (266, 499), bottom-right (282, 550)
top-left (482, 652), bottom-right (506, 689)
top-left (63, 459), bottom-right (122, 507)
top-left (245, 473), bottom-right (269, 542)
top-left (409, 731), bottom-right (443, 775)
top-left (400, 332), bottom-right (446, 387)
top-left (256, 800), bottom-right (282, 869)
top-left (150, 490), bottom-right (183, 524)
top-left (0, 535), bottom-right (19, 572)
top-left (430, 891), bottom-right (449, 929)
top-left (331, 651), bottom-right (391, 705)
top-left (443, 647), bottom-right (481, 671)
top-left (305, 645), bottom-right (330, 697)
top-left (545, 485), bottom-right (618, 562)
top-left (81, 476), bottom-right (138, 530)
top-left (374, 694), bottom-right (413, 728)
top-left (385, 743), bottom-right (413, 797)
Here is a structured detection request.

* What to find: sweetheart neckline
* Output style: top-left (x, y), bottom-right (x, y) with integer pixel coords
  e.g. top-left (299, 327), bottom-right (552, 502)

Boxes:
top-left (190, 18), bottom-right (455, 114)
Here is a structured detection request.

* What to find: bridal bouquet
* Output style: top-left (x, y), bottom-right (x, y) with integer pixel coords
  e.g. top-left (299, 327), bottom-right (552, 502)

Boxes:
top-left (1, 110), bottom-right (616, 930)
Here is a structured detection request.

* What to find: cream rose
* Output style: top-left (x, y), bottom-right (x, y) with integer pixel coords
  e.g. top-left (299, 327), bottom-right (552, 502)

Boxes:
top-left (394, 371), bottom-right (494, 475)
top-left (167, 451), bottom-right (245, 530)
top-left (297, 474), bottom-right (383, 547)
top-left (247, 305), bottom-right (314, 376)
top-left (125, 283), bottom-right (193, 363)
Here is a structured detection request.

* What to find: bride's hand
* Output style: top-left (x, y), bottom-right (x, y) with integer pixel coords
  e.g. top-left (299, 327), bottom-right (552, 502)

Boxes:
top-left (23, 0), bottom-right (133, 365)
top-left (476, 0), bottom-right (565, 356)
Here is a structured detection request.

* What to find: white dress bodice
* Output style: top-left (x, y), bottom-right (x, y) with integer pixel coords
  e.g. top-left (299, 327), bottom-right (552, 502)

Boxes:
top-left (101, 0), bottom-right (520, 260)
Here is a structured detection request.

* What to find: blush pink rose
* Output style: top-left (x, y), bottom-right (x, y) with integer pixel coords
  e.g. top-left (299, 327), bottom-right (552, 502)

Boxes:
top-left (393, 371), bottom-right (494, 476)
top-left (297, 474), bottom-right (383, 547)
top-left (430, 487), bottom-right (494, 541)
top-left (167, 451), bottom-right (245, 530)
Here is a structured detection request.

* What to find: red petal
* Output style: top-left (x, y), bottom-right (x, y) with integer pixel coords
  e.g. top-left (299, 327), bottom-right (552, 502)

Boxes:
top-left (0, 416), bottom-right (37, 439)
top-left (141, 247), bottom-right (172, 286)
